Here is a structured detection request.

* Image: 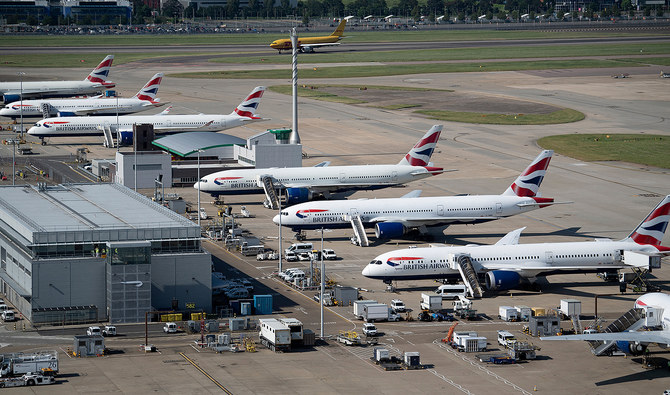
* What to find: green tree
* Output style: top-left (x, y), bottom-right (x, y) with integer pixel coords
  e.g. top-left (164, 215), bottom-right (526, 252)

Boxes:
top-left (162, 0), bottom-right (184, 18)
top-left (226, 0), bottom-right (240, 17)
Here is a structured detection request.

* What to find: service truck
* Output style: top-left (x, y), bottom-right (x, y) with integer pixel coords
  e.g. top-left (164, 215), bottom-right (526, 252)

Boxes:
top-left (514, 305), bottom-right (532, 321)
top-left (0, 372), bottom-right (55, 387)
top-left (362, 303), bottom-right (389, 322)
top-left (0, 351), bottom-right (58, 378)
top-left (258, 318), bottom-right (291, 352)
top-left (420, 293), bottom-right (442, 311)
top-left (353, 300), bottom-right (378, 320)
top-left (498, 306), bottom-right (519, 322)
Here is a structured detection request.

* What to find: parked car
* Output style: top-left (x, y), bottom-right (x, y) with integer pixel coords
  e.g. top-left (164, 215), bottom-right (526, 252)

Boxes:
top-left (362, 323), bottom-right (378, 336)
top-left (102, 325), bottom-right (117, 336)
top-left (87, 326), bottom-right (101, 336)
top-left (163, 322), bottom-right (178, 333)
top-left (297, 252), bottom-right (311, 261)
top-left (285, 251), bottom-right (298, 262)
top-left (322, 249), bottom-right (337, 260)
top-left (1, 310), bottom-right (15, 322)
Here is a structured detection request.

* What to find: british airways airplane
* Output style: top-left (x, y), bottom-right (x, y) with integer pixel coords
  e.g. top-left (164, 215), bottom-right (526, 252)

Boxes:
top-left (26, 86), bottom-right (266, 144)
top-left (362, 195), bottom-right (670, 291)
top-left (0, 55), bottom-right (115, 103)
top-left (542, 293), bottom-right (670, 356)
top-left (1, 73), bottom-right (165, 118)
top-left (195, 125), bottom-right (445, 205)
top-left (273, 150), bottom-right (560, 240)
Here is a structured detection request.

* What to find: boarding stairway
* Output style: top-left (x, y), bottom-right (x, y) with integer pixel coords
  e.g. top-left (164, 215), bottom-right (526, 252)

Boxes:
top-left (39, 103), bottom-right (53, 119)
top-left (348, 214), bottom-right (369, 247)
top-left (589, 308), bottom-right (645, 356)
top-left (571, 315), bottom-right (583, 335)
top-left (100, 126), bottom-right (116, 148)
top-left (449, 254), bottom-right (483, 298)
top-left (258, 175), bottom-right (280, 210)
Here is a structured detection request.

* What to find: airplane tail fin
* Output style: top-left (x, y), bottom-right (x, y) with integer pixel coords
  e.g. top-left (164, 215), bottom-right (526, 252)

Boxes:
top-left (625, 195), bottom-right (670, 245)
top-left (134, 73), bottom-right (163, 102)
top-left (331, 18), bottom-right (348, 37)
top-left (231, 86), bottom-right (266, 118)
top-left (397, 125), bottom-right (442, 166)
top-left (85, 55), bottom-right (114, 84)
top-left (502, 150), bottom-right (553, 197)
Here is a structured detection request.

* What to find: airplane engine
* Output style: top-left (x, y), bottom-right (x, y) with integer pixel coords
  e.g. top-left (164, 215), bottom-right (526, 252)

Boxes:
top-left (118, 131), bottom-right (134, 146)
top-left (3, 94), bottom-right (20, 104)
top-left (615, 341), bottom-right (647, 356)
top-left (285, 188), bottom-right (313, 205)
top-left (57, 111), bottom-right (76, 117)
top-left (485, 270), bottom-right (522, 291)
top-left (374, 222), bottom-right (406, 239)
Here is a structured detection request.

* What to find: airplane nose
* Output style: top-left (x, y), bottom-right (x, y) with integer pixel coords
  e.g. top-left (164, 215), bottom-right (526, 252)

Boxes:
top-left (361, 265), bottom-right (371, 277)
top-left (272, 214), bottom-right (280, 225)
top-left (193, 181), bottom-right (200, 190)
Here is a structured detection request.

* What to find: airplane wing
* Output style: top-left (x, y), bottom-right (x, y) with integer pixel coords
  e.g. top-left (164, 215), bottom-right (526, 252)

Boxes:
top-left (411, 168), bottom-right (456, 176)
top-left (314, 161), bottom-right (330, 167)
top-left (300, 43), bottom-right (341, 49)
top-left (540, 331), bottom-right (670, 346)
top-left (74, 108), bottom-right (108, 116)
top-left (401, 190), bottom-right (422, 198)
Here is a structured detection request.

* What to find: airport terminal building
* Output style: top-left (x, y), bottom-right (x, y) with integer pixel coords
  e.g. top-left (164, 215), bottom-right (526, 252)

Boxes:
top-left (0, 183), bottom-right (211, 325)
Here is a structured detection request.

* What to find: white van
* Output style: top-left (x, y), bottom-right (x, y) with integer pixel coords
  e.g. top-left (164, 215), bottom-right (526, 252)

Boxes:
top-left (287, 270), bottom-right (305, 283)
top-left (435, 284), bottom-right (467, 300)
top-left (284, 243), bottom-right (314, 256)
top-left (497, 330), bottom-right (517, 347)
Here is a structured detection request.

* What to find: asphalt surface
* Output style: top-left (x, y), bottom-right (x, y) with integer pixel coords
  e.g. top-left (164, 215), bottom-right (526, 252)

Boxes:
top-left (0, 34), bottom-right (669, 393)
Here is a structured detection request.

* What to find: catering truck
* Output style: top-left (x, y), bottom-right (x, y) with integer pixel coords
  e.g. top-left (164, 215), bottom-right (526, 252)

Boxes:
top-left (0, 351), bottom-right (58, 378)
top-left (258, 318), bottom-right (291, 352)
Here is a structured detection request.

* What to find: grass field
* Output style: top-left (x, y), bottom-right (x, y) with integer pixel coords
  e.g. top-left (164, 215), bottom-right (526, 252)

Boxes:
top-left (170, 58), bottom-right (637, 79)
top-left (268, 84), bottom-right (450, 104)
top-left (538, 134), bottom-right (670, 168)
top-left (417, 108), bottom-right (584, 125)
top-left (3, 29), bottom-right (663, 47)
top-left (0, 53), bottom-right (222, 68)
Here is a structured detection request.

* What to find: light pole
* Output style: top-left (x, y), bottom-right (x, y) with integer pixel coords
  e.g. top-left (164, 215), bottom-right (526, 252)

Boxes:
top-left (278, 186), bottom-right (282, 274)
top-left (197, 149), bottom-right (204, 228)
top-left (18, 72), bottom-right (25, 139)
top-left (8, 139), bottom-right (17, 185)
top-left (320, 227), bottom-right (325, 339)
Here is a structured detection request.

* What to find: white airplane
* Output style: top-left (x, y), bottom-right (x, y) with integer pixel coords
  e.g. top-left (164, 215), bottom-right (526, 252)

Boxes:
top-left (541, 293), bottom-right (670, 355)
top-left (0, 55), bottom-right (115, 103)
top-left (26, 86), bottom-right (266, 143)
top-left (1, 73), bottom-right (165, 119)
top-left (195, 125), bottom-right (446, 205)
top-left (362, 195), bottom-right (670, 291)
top-left (274, 150), bottom-right (561, 240)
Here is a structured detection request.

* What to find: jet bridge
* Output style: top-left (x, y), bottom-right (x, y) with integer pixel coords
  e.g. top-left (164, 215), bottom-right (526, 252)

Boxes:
top-left (448, 253), bottom-right (483, 298)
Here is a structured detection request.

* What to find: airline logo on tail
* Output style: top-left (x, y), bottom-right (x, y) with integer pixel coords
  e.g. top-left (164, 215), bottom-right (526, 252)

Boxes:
top-left (505, 150), bottom-right (553, 197)
top-left (233, 86), bottom-right (266, 119)
top-left (86, 55), bottom-right (114, 85)
top-left (398, 125), bottom-right (442, 166)
top-left (135, 73), bottom-right (163, 102)
top-left (629, 195), bottom-right (670, 246)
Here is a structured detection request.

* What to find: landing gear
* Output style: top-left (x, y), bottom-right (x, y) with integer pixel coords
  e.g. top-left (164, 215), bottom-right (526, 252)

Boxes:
top-left (295, 231), bottom-right (306, 241)
top-left (384, 280), bottom-right (395, 293)
top-left (40, 137), bottom-right (46, 146)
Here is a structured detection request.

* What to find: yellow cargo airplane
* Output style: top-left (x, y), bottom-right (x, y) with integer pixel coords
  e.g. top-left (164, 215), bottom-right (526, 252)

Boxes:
top-left (270, 17), bottom-right (352, 53)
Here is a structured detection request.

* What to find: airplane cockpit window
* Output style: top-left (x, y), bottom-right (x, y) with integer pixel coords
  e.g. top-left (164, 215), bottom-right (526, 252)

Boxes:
top-left (199, 179), bottom-right (207, 183)
top-left (370, 260), bottom-right (382, 265)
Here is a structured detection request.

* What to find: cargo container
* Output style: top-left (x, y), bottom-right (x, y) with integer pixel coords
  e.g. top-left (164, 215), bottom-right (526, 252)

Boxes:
top-left (498, 306), bottom-right (519, 322)
top-left (404, 352), bottom-right (420, 367)
top-left (514, 305), bottom-right (532, 321)
top-left (453, 331), bottom-right (478, 347)
top-left (258, 318), bottom-right (291, 352)
top-left (462, 337), bottom-right (487, 353)
top-left (420, 293), bottom-right (442, 311)
top-left (253, 295), bottom-right (273, 315)
top-left (559, 299), bottom-right (581, 318)
top-left (362, 303), bottom-right (389, 322)
top-left (240, 302), bottom-right (252, 316)
top-left (334, 286), bottom-right (358, 306)
top-left (353, 300), bottom-right (378, 319)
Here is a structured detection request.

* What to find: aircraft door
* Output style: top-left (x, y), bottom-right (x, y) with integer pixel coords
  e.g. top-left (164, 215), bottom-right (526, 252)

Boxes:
top-left (392, 171), bottom-right (398, 182)
top-left (339, 173), bottom-right (346, 183)
top-left (437, 205), bottom-right (444, 216)
top-left (496, 203), bottom-right (503, 215)
top-left (545, 251), bottom-right (554, 264)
